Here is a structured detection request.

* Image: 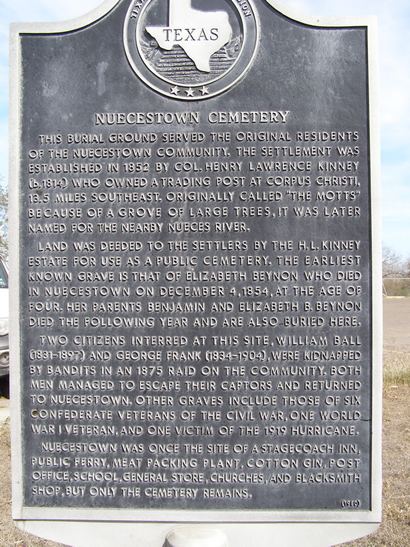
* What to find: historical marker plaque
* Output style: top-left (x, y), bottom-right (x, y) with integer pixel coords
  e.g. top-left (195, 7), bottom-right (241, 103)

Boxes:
top-left (10, 0), bottom-right (381, 545)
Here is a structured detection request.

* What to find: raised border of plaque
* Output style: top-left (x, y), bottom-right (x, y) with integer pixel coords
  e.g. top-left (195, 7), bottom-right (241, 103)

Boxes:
top-left (9, 1), bottom-right (382, 545)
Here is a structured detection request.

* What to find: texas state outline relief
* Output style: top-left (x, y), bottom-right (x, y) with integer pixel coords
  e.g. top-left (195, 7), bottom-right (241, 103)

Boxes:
top-left (146, 0), bottom-right (233, 72)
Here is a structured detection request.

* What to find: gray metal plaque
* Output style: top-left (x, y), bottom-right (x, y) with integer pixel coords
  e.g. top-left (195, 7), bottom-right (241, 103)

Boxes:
top-left (10, 0), bottom-right (381, 545)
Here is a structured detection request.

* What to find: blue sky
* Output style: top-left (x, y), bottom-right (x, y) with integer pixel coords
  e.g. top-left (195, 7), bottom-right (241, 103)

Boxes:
top-left (0, 0), bottom-right (409, 258)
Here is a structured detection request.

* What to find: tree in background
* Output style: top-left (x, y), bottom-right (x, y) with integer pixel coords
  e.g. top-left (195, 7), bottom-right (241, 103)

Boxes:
top-left (382, 246), bottom-right (405, 278)
top-left (0, 176), bottom-right (7, 261)
top-left (382, 246), bottom-right (410, 296)
top-left (403, 257), bottom-right (410, 278)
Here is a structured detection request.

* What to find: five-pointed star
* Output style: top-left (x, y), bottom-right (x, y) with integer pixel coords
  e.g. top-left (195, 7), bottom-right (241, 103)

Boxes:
top-left (185, 87), bottom-right (194, 97)
top-left (171, 86), bottom-right (179, 95)
top-left (200, 86), bottom-right (209, 95)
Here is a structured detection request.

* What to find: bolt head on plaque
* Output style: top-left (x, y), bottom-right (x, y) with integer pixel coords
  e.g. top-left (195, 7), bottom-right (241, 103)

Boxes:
top-left (165, 526), bottom-right (228, 547)
top-left (124, 0), bottom-right (259, 100)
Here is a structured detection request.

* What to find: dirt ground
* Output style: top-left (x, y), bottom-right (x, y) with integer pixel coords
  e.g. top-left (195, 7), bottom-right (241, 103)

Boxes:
top-left (0, 298), bottom-right (409, 546)
top-left (383, 298), bottom-right (410, 351)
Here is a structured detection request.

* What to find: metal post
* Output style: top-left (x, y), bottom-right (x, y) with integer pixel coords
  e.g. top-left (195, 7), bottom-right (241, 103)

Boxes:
top-left (165, 527), bottom-right (228, 547)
